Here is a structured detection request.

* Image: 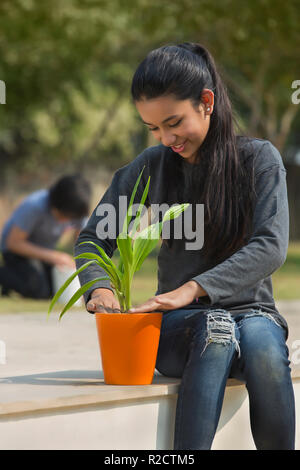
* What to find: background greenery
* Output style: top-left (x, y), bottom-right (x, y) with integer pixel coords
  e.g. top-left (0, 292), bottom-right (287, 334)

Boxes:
top-left (1, 242), bottom-right (300, 314)
top-left (0, 0), bottom-right (299, 310)
top-left (0, 0), bottom-right (299, 183)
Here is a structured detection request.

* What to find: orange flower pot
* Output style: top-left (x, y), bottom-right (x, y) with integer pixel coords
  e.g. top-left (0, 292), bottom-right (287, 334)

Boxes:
top-left (95, 312), bottom-right (163, 385)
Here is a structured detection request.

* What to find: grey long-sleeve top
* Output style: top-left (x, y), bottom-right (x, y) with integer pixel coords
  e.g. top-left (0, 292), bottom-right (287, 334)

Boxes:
top-left (74, 138), bottom-right (289, 336)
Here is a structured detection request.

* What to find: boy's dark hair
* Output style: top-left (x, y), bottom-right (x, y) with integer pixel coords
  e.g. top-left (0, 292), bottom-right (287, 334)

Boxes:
top-left (49, 174), bottom-right (91, 219)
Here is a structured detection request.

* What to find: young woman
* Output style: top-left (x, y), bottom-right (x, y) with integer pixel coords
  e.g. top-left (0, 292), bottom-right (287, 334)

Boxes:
top-left (74, 43), bottom-right (295, 450)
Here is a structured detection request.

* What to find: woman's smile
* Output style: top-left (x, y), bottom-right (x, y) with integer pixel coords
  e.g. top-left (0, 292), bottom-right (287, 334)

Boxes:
top-left (171, 140), bottom-right (187, 153)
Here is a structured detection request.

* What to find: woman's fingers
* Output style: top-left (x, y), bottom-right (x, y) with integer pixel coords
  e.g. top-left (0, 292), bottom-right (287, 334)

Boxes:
top-left (128, 296), bottom-right (171, 313)
top-left (86, 300), bottom-right (97, 312)
top-left (112, 300), bottom-right (121, 313)
top-left (87, 298), bottom-right (121, 313)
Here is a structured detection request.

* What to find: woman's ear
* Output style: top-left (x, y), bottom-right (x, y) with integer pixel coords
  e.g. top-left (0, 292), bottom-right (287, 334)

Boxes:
top-left (201, 89), bottom-right (214, 115)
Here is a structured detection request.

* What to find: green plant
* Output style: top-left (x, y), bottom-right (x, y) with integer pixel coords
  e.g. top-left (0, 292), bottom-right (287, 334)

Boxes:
top-left (48, 168), bottom-right (189, 319)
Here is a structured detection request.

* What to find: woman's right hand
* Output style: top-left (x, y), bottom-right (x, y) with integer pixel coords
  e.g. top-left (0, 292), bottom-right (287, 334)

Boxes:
top-left (86, 288), bottom-right (121, 313)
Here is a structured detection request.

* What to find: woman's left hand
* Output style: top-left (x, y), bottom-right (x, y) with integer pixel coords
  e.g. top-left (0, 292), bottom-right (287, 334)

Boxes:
top-left (128, 280), bottom-right (207, 313)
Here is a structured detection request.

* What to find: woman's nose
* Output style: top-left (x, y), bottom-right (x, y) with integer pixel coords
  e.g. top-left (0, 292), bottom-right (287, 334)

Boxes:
top-left (160, 131), bottom-right (177, 147)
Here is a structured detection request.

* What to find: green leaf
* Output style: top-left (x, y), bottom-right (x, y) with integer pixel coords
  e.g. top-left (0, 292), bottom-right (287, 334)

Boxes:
top-left (130, 175), bottom-right (150, 238)
top-left (131, 203), bottom-right (189, 273)
top-left (134, 221), bottom-right (162, 240)
top-left (132, 222), bottom-right (162, 272)
top-left (78, 241), bottom-right (116, 270)
top-left (117, 256), bottom-right (124, 273)
top-left (117, 234), bottom-right (133, 267)
top-left (58, 276), bottom-right (110, 321)
top-left (77, 241), bottom-right (123, 288)
top-left (75, 251), bottom-right (110, 269)
top-left (47, 260), bottom-right (96, 317)
top-left (162, 203), bottom-right (190, 223)
top-left (61, 177), bottom-right (189, 315)
top-left (121, 166), bottom-right (145, 235)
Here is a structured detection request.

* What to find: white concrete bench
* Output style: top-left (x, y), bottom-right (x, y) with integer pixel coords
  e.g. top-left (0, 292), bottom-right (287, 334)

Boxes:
top-left (1, 301), bottom-right (300, 450)
top-left (0, 369), bottom-right (299, 450)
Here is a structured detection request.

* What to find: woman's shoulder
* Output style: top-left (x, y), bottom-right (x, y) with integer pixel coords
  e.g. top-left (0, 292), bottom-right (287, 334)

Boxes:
top-left (237, 136), bottom-right (286, 174)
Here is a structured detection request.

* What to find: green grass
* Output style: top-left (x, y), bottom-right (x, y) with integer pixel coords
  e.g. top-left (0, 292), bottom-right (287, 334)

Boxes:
top-left (0, 243), bottom-right (299, 314)
top-left (0, 255), bottom-right (158, 315)
top-left (273, 242), bottom-right (300, 300)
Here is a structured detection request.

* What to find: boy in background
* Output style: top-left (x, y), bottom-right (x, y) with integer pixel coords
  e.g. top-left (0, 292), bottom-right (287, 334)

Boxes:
top-left (0, 174), bottom-right (91, 299)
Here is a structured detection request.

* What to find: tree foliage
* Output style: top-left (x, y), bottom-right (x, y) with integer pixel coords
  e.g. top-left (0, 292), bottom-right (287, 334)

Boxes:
top-left (0, 0), bottom-right (299, 185)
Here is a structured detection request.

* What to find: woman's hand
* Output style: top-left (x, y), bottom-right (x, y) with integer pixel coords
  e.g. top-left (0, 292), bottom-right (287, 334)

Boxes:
top-left (128, 281), bottom-right (207, 313)
top-left (86, 288), bottom-right (121, 313)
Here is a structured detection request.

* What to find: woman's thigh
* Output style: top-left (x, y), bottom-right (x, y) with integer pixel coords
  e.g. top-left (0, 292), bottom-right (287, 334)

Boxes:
top-left (231, 313), bottom-right (291, 382)
top-left (155, 308), bottom-right (196, 378)
top-left (156, 308), bottom-right (240, 378)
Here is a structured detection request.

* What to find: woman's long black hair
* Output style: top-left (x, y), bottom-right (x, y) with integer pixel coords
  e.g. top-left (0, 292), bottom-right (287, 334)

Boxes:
top-left (131, 42), bottom-right (256, 264)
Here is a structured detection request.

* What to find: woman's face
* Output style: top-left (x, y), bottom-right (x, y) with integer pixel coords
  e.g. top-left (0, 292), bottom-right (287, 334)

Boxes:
top-left (135, 91), bottom-right (214, 164)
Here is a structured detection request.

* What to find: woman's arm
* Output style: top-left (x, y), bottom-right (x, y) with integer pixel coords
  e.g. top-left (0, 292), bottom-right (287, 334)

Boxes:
top-left (191, 164), bottom-right (288, 306)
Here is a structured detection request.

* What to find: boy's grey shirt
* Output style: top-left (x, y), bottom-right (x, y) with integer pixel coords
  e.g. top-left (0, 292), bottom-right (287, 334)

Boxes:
top-left (1, 189), bottom-right (87, 252)
top-left (74, 138), bottom-right (289, 336)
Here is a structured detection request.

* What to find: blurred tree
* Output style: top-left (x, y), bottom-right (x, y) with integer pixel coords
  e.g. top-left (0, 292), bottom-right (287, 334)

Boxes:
top-left (0, 0), bottom-right (299, 187)
top-left (0, 0), bottom-right (140, 182)
top-left (129, 0), bottom-right (300, 152)
top-left (202, 0), bottom-right (300, 152)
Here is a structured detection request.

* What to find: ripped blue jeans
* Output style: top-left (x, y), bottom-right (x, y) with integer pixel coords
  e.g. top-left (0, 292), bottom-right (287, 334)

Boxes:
top-left (155, 308), bottom-right (295, 450)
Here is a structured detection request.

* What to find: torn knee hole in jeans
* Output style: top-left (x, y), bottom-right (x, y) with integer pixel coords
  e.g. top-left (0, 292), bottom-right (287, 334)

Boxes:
top-left (240, 309), bottom-right (282, 328)
top-left (202, 309), bottom-right (240, 357)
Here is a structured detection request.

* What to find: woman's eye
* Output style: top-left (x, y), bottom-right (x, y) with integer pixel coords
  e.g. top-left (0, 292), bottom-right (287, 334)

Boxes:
top-left (147, 119), bottom-right (182, 132)
top-left (148, 119), bottom-right (182, 132)
top-left (169, 119), bottom-right (182, 128)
